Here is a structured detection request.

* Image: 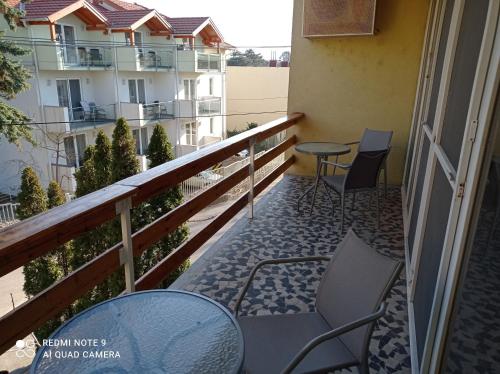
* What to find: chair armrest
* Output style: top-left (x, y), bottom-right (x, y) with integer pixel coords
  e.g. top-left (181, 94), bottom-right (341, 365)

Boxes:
top-left (233, 256), bottom-right (331, 317)
top-left (281, 303), bottom-right (387, 374)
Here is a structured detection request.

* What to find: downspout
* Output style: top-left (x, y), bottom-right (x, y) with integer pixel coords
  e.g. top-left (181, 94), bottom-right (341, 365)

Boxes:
top-left (29, 26), bottom-right (52, 183)
top-left (174, 45), bottom-right (180, 157)
top-left (112, 31), bottom-right (121, 117)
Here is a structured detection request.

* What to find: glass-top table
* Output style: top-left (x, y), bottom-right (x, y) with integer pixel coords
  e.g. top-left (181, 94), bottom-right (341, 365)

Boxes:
top-left (31, 290), bottom-right (244, 374)
top-left (295, 142), bottom-right (351, 214)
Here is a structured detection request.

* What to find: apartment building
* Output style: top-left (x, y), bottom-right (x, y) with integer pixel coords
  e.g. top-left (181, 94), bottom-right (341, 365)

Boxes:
top-left (0, 0), bottom-right (231, 194)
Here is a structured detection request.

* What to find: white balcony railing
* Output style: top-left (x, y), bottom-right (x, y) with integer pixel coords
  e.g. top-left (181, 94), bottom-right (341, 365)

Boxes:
top-left (197, 98), bottom-right (221, 115)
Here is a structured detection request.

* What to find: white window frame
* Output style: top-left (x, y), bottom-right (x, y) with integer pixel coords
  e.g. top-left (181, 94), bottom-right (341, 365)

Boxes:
top-left (183, 79), bottom-right (196, 100)
top-left (128, 78), bottom-right (146, 104)
top-left (184, 122), bottom-right (197, 145)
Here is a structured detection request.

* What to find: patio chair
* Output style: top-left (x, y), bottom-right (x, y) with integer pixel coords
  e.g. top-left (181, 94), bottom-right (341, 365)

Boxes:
top-left (234, 229), bottom-right (403, 374)
top-left (321, 149), bottom-right (389, 232)
top-left (341, 129), bottom-right (393, 197)
top-left (89, 48), bottom-right (103, 66)
top-left (80, 100), bottom-right (92, 120)
top-left (89, 102), bottom-right (107, 120)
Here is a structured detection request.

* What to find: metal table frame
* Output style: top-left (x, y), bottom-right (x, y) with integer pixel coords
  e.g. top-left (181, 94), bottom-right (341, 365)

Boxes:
top-left (296, 142), bottom-right (351, 214)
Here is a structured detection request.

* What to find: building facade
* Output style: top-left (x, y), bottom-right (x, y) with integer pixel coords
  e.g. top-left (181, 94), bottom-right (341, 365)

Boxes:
top-left (0, 0), bottom-right (231, 194)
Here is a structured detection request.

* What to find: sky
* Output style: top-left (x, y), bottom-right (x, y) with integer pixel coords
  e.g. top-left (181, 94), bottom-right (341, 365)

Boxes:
top-left (137, 0), bottom-right (294, 60)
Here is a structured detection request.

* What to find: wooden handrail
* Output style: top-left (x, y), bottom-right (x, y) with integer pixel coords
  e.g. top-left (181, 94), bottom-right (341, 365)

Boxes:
top-left (0, 113), bottom-right (304, 354)
top-left (0, 113), bottom-right (304, 277)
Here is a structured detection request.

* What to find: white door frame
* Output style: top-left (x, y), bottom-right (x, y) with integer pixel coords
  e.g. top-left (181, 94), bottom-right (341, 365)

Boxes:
top-left (406, 1), bottom-right (500, 372)
top-left (428, 4), bottom-right (500, 372)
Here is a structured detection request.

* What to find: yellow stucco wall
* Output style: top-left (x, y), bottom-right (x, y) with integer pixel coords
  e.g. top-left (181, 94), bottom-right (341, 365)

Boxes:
top-left (287, 0), bottom-right (430, 185)
top-left (226, 67), bottom-right (289, 131)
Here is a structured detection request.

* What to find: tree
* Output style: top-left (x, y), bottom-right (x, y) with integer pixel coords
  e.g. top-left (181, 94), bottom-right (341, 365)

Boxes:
top-left (18, 167), bottom-right (61, 339)
top-left (74, 146), bottom-right (97, 196)
top-left (227, 49), bottom-right (268, 67)
top-left (0, 0), bottom-right (33, 144)
top-left (141, 124), bottom-right (189, 284)
top-left (280, 51), bottom-right (291, 62)
top-left (94, 130), bottom-right (112, 188)
top-left (17, 166), bottom-right (47, 220)
top-left (47, 180), bottom-right (72, 277)
top-left (111, 118), bottom-right (139, 182)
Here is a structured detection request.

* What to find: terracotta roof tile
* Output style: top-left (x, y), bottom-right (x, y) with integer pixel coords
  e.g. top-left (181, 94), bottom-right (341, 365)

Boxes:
top-left (164, 16), bottom-right (209, 35)
top-left (93, 0), bottom-right (147, 11)
top-left (97, 8), bottom-right (151, 28)
top-left (22, 0), bottom-right (82, 20)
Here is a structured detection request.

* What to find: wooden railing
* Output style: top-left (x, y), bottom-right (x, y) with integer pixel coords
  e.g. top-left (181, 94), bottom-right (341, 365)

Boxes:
top-left (0, 113), bottom-right (304, 354)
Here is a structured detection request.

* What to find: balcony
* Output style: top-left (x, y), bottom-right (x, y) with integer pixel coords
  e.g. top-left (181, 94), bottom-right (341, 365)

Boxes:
top-left (34, 43), bottom-right (113, 71)
top-left (121, 101), bottom-right (175, 127)
top-left (0, 114), bottom-right (409, 372)
top-left (43, 104), bottom-right (117, 132)
top-left (177, 50), bottom-right (223, 73)
top-left (116, 47), bottom-right (175, 72)
top-left (197, 97), bottom-right (221, 115)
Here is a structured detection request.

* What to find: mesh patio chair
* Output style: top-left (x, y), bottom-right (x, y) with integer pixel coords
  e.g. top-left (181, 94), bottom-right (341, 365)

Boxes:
top-left (321, 149), bottom-right (389, 232)
top-left (234, 229), bottom-right (403, 374)
top-left (341, 129), bottom-right (393, 197)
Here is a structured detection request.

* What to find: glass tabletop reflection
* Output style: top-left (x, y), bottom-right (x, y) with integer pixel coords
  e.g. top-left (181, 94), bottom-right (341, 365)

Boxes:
top-left (31, 290), bottom-right (244, 374)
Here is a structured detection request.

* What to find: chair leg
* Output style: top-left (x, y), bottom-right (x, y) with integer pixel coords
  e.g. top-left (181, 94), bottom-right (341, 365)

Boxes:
top-left (322, 181), bottom-right (335, 216)
top-left (376, 188), bottom-right (380, 230)
top-left (341, 193), bottom-right (345, 233)
top-left (384, 163), bottom-right (388, 198)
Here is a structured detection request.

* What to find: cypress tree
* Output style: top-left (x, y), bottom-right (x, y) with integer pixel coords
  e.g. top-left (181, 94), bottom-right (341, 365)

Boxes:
top-left (47, 181), bottom-right (72, 277)
top-left (141, 124), bottom-right (189, 285)
top-left (19, 168), bottom-right (61, 339)
top-left (111, 118), bottom-right (139, 182)
top-left (94, 130), bottom-right (112, 188)
top-left (74, 146), bottom-right (97, 197)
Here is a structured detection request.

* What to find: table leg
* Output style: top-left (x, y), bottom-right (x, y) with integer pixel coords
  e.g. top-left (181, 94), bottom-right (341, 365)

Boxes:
top-left (309, 156), bottom-right (323, 215)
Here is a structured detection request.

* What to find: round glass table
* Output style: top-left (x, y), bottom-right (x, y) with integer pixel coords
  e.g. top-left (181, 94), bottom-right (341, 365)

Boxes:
top-left (295, 142), bottom-right (351, 213)
top-left (31, 290), bottom-right (244, 374)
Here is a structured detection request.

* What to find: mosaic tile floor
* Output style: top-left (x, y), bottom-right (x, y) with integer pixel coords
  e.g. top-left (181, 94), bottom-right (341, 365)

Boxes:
top-left (172, 175), bottom-right (410, 373)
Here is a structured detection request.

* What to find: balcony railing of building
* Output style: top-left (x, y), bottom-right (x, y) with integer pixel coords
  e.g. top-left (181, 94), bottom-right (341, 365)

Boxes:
top-left (139, 49), bottom-right (175, 70)
top-left (197, 97), bottom-right (221, 115)
top-left (33, 43), bottom-right (113, 70)
top-left (0, 113), bottom-right (303, 354)
top-left (142, 101), bottom-right (175, 121)
top-left (196, 53), bottom-right (221, 71)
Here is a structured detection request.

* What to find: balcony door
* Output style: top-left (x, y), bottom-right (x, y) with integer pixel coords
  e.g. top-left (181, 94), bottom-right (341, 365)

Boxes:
top-left (57, 79), bottom-right (82, 121)
top-left (183, 79), bottom-right (196, 100)
top-left (403, 0), bottom-right (499, 372)
top-left (128, 79), bottom-right (146, 104)
top-left (55, 24), bottom-right (77, 65)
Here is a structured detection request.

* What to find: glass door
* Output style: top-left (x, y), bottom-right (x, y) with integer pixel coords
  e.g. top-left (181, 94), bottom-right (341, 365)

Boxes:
top-left (57, 79), bottom-right (82, 121)
top-left (403, 0), bottom-right (499, 371)
top-left (55, 24), bottom-right (77, 65)
top-left (128, 79), bottom-right (146, 104)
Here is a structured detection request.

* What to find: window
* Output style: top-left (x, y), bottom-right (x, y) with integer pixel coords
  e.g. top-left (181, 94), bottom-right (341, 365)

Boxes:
top-left (57, 79), bottom-right (82, 121)
top-left (55, 24), bottom-right (77, 64)
top-left (185, 122), bottom-right (197, 145)
top-left (141, 128), bottom-right (149, 154)
top-left (183, 79), bottom-right (196, 100)
top-left (125, 31), bottom-right (143, 47)
top-left (210, 118), bottom-right (214, 134)
top-left (132, 128), bottom-right (149, 155)
top-left (64, 134), bottom-right (86, 168)
top-left (128, 79), bottom-right (146, 104)
top-left (209, 78), bottom-right (214, 96)
top-left (132, 129), bottom-right (141, 155)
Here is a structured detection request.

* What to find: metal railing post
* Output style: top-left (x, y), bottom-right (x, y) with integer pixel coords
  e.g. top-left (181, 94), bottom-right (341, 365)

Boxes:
top-left (248, 137), bottom-right (256, 219)
top-left (116, 197), bottom-right (135, 293)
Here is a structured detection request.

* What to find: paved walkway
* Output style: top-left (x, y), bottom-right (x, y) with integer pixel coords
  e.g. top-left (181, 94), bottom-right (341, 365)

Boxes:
top-left (173, 175), bottom-right (410, 373)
